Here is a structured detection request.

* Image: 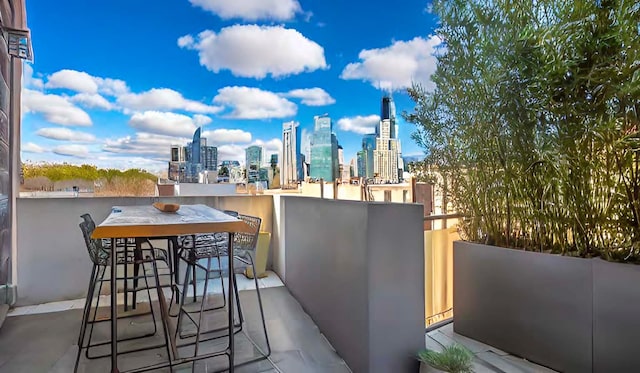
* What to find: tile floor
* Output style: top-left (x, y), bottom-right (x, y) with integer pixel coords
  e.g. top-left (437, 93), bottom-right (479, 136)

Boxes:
top-left (426, 322), bottom-right (558, 373)
top-left (0, 275), bottom-right (349, 373)
top-left (8, 271), bottom-right (284, 318)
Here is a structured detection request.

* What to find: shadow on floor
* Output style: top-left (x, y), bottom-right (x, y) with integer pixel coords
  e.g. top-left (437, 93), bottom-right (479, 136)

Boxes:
top-left (0, 287), bottom-right (349, 373)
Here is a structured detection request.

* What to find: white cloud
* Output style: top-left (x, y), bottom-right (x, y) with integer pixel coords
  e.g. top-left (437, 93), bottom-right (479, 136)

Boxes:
top-left (213, 86), bottom-right (297, 119)
top-left (253, 138), bottom-right (282, 153)
top-left (117, 88), bottom-right (222, 114)
top-left (97, 78), bottom-right (129, 96)
top-left (70, 93), bottom-right (113, 110)
top-left (202, 128), bottom-right (252, 144)
top-left (177, 35), bottom-right (194, 48)
top-left (52, 144), bottom-right (90, 158)
top-left (22, 63), bottom-right (44, 89)
top-left (36, 127), bottom-right (96, 142)
top-left (103, 128), bottom-right (252, 159)
top-left (189, 0), bottom-right (301, 21)
top-left (179, 25), bottom-right (327, 79)
top-left (46, 70), bottom-right (99, 93)
top-left (337, 115), bottom-right (380, 134)
top-left (284, 88), bottom-right (335, 106)
top-left (128, 111), bottom-right (211, 137)
top-left (193, 114), bottom-right (213, 127)
top-left (44, 69), bottom-right (129, 96)
top-left (217, 138), bottom-right (282, 162)
top-left (340, 35), bottom-right (442, 90)
top-left (22, 142), bottom-right (46, 153)
top-left (22, 89), bottom-right (92, 126)
top-left (103, 132), bottom-right (183, 158)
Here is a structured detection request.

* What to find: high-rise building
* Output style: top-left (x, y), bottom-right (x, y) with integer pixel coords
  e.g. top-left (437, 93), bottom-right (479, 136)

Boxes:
top-left (202, 146), bottom-right (217, 171)
top-left (350, 157), bottom-right (357, 178)
top-left (191, 128), bottom-right (202, 165)
top-left (168, 128), bottom-right (217, 182)
top-left (221, 160), bottom-right (240, 169)
top-left (381, 96), bottom-right (397, 138)
top-left (171, 145), bottom-right (186, 162)
top-left (310, 115), bottom-right (338, 181)
top-left (337, 145), bottom-right (349, 182)
top-left (281, 121), bottom-right (303, 186)
top-left (362, 134), bottom-right (376, 179)
top-left (169, 145), bottom-right (187, 181)
top-left (357, 150), bottom-right (367, 178)
top-left (245, 145), bottom-right (263, 183)
top-left (374, 95), bottom-right (400, 183)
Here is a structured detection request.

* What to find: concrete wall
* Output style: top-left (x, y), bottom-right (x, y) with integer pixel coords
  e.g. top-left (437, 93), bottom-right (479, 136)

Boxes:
top-left (175, 183), bottom-right (237, 196)
top-left (282, 196), bottom-right (424, 373)
top-left (454, 242), bottom-right (593, 373)
top-left (15, 195), bottom-right (274, 306)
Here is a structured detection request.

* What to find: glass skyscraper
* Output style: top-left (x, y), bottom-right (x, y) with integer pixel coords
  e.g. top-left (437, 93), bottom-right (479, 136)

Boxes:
top-left (310, 115), bottom-right (338, 181)
top-left (245, 145), bottom-right (263, 183)
top-left (362, 133), bottom-right (377, 179)
top-left (191, 128), bottom-right (201, 164)
top-left (168, 128), bottom-right (217, 182)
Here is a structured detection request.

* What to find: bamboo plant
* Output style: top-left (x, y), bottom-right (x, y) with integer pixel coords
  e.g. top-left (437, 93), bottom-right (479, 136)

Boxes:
top-left (405, 0), bottom-right (640, 262)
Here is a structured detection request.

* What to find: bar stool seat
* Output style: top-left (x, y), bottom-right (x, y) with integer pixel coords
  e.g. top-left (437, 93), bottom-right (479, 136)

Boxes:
top-left (173, 212), bottom-right (271, 367)
top-left (74, 214), bottom-right (172, 373)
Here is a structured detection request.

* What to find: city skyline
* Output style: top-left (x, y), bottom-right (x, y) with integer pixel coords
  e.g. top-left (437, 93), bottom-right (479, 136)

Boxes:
top-left (19, 0), bottom-right (440, 173)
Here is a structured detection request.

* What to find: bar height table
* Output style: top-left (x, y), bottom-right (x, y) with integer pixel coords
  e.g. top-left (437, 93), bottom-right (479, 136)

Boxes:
top-left (91, 204), bottom-right (251, 373)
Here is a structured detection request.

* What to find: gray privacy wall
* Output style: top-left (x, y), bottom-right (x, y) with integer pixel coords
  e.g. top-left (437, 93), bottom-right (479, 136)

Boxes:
top-left (282, 196), bottom-right (424, 373)
top-left (15, 196), bottom-right (274, 306)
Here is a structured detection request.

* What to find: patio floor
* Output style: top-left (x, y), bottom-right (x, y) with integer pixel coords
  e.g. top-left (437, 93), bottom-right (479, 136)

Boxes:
top-left (426, 322), bottom-right (558, 373)
top-left (0, 283), bottom-right (349, 373)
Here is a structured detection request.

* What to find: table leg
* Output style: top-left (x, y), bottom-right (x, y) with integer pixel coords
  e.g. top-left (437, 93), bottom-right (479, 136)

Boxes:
top-left (171, 237), bottom-right (180, 286)
top-left (132, 239), bottom-right (142, 310)
top-left (124, 242), bottom-right (129, 312)
top-left (228, 232), bottom-right (235, 373)
top-left (110, 238), bottom-right (119, 373)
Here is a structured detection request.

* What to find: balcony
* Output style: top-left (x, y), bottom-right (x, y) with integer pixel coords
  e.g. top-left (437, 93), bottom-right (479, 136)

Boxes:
top-left (0, 194), bottom-right (558, 372)
top-left (2, 195), bottom-right (426, 372)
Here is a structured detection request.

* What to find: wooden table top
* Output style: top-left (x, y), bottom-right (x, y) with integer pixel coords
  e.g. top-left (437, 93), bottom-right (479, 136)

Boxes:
top-left (91, 204), bottom-right (251, 239)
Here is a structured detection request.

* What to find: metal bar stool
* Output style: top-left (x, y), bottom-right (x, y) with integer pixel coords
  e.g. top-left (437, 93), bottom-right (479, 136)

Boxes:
top-left (174, 212), bottom-right (271, 368)
top-left (74, 214), bottom-right (172, 372)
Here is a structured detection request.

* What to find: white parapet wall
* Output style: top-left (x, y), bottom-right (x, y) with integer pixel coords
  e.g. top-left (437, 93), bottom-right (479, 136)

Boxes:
top-left (15, 195), bottom-right (274, 306)
top-left (175, 183), bottom-right (238, 196)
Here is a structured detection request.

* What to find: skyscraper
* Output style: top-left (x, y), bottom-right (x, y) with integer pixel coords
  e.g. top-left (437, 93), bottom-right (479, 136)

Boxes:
top-left (168, 128), bottom-right (217, 182)
top-left (357, 150), bottom-right (367, 178)
top-left (337, 145), bottom-right (349, 182)
top-left (202, 145), bottom-right (217, 171)
top-left (245, 145), bottom-right (263, 183)
top-left (191, 128), bottom-right (202, 165)
top-left (362, 133), bottom-right (377, 178)
top-left (281, 121), bottom-right (302, 186)
top-left (374, 95), bottom-right (400, 183)
top-left (310, 115), bottom-right (338, 181)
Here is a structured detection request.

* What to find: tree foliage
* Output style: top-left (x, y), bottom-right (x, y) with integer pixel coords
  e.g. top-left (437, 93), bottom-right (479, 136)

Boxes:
top-left (21, 163), bottom-right (157, 196)
top-left (405, 0), bottom-right (640, 261)
top-left (22, 162), bottom-right (157, 183)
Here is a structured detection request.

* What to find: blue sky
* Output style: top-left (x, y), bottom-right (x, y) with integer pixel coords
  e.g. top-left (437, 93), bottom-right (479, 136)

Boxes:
top-left (21, 0), bottom-right (439, 172)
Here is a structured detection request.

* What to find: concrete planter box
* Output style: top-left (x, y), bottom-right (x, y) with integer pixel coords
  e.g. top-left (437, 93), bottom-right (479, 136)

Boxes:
top-left (454, 241), bottom-right (640, 373)
top-left (419, 362), bottom-right (445, 373)
top-left (453, 241), bottom-right (592, 373)
top-left (592, 258), bottom-right (640, 372)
